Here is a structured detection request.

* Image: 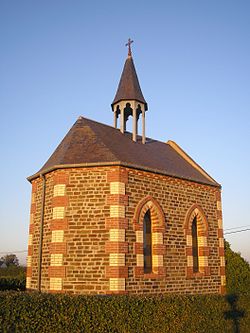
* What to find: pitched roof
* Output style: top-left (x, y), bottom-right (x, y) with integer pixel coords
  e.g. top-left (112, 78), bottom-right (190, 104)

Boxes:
top-left (29, 116), bottom-right (220, 187)
top-left (112, 55), bottom-right (147, 109)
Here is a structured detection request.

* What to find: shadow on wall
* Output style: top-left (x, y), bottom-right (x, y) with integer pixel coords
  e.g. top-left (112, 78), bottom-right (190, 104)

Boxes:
top-left (224, 294), bottom-right (245, 333)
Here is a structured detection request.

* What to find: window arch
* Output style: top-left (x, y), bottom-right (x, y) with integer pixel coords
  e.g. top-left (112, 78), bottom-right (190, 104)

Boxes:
top-left (133, 196), bottom-right (165, 278)
top-left (184, 204), bottom-right (210, 277)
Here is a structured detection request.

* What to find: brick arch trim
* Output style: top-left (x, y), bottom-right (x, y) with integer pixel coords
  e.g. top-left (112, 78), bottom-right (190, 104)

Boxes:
top-left (133, 196), bottom-right (165, 231)
top-left (184, 204), bottom-right (208, 236)
top-left (184, 204), bottom-right (210, 277)
top-left (133, 196), bottom-right (165, 278)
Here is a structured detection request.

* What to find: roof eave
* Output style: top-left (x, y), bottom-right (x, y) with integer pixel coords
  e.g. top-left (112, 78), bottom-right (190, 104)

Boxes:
top-left (27, 161), bottom-right (221, 188)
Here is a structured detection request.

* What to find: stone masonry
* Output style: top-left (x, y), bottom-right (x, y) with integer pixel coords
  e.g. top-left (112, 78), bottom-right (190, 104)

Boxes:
top-left (26, 166), bottom-right (225, 295)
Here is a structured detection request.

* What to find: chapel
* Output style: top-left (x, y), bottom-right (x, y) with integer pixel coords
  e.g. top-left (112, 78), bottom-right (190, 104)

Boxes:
top-left (26, 41), bottom-right (226, 295)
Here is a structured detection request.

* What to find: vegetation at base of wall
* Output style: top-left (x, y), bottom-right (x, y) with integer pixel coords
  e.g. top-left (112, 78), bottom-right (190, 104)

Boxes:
top-left (0, 266), bottom-right (26, 291)
top-left (0, 292), bottom-right (249, 333)
top-left (225, 240), bottom-right (250, 294)
top-left (0, 277), bottom-right (26, 291)
top-left (0, 265), bottom-right (26, 278)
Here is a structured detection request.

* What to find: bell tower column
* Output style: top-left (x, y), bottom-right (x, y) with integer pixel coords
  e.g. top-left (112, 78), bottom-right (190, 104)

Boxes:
top-left (142, 110), bottom-right (145, 144)
top-left (114, 110), bottom-right (117, 129)
top-left (120, 108), bottom-right (125, 133)
top-left (132, 108), bottom-right (138, 142)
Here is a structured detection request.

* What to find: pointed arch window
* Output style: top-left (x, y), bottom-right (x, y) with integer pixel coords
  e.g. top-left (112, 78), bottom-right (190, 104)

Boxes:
top-left (133, 196), bottom-right (165, 278)
top-left (143, 210), bottom-right (152, 273)
top-left (192, 217), bottom-right (199, 273)
top-left (184, 204), bottom-right (210, 278)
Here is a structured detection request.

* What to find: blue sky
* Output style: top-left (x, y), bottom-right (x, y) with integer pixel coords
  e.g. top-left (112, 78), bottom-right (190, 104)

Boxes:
top-left (0, 0), bottom-right (249, 264)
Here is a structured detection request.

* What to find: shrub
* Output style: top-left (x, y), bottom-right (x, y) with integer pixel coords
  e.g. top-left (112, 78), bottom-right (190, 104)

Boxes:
top-left (0, 266), bottom-right (26, 291)
top-left (225, 240), bottom-right (250, 294)
top-left (0, 265), bottom-right (26, 279)
top-left (0, 292), bottom-right (249, 333)
top-left (0, 277), bottom-right (26, 291)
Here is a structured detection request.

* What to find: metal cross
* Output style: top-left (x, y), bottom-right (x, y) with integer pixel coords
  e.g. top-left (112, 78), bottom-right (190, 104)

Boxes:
top-left (126, 38), bottom-right (134, 56)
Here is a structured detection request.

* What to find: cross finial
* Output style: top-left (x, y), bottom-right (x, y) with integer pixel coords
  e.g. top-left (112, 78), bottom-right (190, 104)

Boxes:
top-left (126, 38), bottom-right (134, 57)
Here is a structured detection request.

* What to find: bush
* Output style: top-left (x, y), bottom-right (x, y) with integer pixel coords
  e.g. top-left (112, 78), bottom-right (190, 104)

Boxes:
top-left (0, 265), bottom-right (26, 279)
top-left (0, 292), bottom-right (249, 333)
top-left (0, 277), bottom-right (26, 291)
top-left (225, 241), bottom-right (250, 294)
top-left (0, 266), bottom-right (26, 291)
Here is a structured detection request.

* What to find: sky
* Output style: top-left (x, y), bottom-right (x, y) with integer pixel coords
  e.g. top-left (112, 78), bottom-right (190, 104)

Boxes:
top-left (0, 0), bottom-right (249, 265)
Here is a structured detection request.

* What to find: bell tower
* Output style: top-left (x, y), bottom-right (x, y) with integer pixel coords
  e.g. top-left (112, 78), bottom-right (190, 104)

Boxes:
top-left (111, 39), bottom-right (148, 144)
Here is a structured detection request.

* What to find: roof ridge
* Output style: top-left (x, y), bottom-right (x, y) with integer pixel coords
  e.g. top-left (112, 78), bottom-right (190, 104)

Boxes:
top-left (77, 115), bottom-right (116, 130)
top-left (79, 116), bottom-right (158, 142)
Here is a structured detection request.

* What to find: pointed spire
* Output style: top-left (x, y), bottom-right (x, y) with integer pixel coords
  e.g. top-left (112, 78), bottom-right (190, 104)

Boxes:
top-left (111, 40), bottom-right (147, 109)
top-left (111, 40), bottom-right (148, 144)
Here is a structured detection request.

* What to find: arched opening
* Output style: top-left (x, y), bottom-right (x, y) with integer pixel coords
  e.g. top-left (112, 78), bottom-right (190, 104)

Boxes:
top-left (184, 204), bottom-right (210, 277)
top-left (192, 216), bottom-right (199, 272)
top-left (133, 196), bottom-right (165, 277)
top-left (143, 210), bottom-right (152, 273)
top-left (124, 103), bottom-right (133, 132)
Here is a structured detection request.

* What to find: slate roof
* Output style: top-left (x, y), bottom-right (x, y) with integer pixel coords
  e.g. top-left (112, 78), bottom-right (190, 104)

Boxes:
top-left (112, 55), bottom-right (148, 110)
top-left (29, 116), bottom-right (220, 187)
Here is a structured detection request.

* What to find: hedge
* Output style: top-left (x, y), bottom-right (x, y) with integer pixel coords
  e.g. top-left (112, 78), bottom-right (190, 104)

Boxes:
top-left (0, 292), bottom-right (249, 333)
top-left (0, 266), bottom-right (26, 279)
top-left (0, 266), bottom-right (26, 291)
top-left (0, 277), bottom-right (26, 291)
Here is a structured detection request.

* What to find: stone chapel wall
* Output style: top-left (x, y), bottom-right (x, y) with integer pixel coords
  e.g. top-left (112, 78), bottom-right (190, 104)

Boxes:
top-left (26, 166), bottom-right (225, 295)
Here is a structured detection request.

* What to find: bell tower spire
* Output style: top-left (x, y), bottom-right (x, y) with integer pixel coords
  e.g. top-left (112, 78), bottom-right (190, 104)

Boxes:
top-left (111, 39), bottom-right (148, 144)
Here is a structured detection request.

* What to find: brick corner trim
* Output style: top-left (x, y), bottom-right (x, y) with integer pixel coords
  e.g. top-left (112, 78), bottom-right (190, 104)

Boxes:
top-left (106, 167), bottom-right (128, 293)
top-left (48, 172), bottom-right (69, 292)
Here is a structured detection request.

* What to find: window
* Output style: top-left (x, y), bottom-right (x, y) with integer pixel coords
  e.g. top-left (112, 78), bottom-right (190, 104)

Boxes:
top-left (192, 217), bottom-right (199, 272)
top-left (184, 204), bottom-right (210, 278)
top-left (143, 210), bottom-right (152, 273)
top-left (133, 196), bottom-right (165, 278)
